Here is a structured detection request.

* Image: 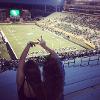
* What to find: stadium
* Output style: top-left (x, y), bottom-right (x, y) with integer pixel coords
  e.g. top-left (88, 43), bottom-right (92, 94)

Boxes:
top-left (0, 0), bottom-right (100, 100)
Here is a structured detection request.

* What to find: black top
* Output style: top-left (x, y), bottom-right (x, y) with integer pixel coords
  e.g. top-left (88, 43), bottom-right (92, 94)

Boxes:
top-left (18, 80), bottom-right (37, 100)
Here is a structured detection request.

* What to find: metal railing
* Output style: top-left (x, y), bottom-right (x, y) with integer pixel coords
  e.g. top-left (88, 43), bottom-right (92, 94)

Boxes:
top-left (63, 54), bottom-right (100, 68)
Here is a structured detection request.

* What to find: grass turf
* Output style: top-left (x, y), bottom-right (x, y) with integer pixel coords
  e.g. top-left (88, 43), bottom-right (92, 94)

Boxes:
top-left (0, 24), bottom-right (84, 59)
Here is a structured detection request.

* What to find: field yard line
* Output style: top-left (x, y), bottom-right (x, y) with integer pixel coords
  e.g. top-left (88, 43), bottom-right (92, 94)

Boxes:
top-left (0, 30), bottom-right (18, 59)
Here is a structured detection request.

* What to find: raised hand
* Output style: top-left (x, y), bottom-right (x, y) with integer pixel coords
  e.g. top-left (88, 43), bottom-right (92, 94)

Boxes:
top-left (37, 36), bottom-right (46, 47)
top-left (27, 41), bottom-right (39, 47)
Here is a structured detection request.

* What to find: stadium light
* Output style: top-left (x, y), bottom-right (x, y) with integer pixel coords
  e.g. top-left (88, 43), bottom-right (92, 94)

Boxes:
top-left (44, 0), bottom-right (47, 13)
top-left (56, 0), bottom-right (61, 12)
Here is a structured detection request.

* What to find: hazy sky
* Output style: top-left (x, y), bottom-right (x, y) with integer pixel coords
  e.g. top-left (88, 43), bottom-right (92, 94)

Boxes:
top-left (0, 0), bottom-right (64, 6)
top-left (75, 0), bottom-right (100, 1)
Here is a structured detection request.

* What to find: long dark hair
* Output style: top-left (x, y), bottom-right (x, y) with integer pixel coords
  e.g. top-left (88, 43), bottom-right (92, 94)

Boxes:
top-left (43, 55), bottom-right (65, 100)
top-left (24, 59), bottom-right (45, 100)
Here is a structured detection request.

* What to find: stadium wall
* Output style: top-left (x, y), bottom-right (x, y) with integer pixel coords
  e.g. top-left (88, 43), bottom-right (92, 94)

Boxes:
top-left (68, 35), bottom-right (95, 49)
top-left (0, 30), bottom-right (17, 60)
top-left (63, 53), bottom-right (100, 95)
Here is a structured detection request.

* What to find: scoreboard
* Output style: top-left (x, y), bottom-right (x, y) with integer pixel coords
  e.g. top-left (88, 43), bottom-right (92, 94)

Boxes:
top-left (10, 9), bottom-right (20, 17)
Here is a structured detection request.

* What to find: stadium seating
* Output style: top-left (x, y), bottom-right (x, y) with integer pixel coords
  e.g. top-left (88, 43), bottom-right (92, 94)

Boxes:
top-left (37, 12), bottom-right (100, 49)
top-left (0, 48), bottom-right (100, 73)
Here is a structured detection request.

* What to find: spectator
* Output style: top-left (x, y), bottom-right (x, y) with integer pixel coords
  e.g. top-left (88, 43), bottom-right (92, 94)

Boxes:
top-left (16, 36), bottom-right (65, 100)
top-left (16, 41), bottom-right (45, 100)
top-left (38, 36), bottom-right (65, 100)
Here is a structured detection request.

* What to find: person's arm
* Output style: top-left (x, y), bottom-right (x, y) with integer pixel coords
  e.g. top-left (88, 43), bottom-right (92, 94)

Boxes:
top-left (16, 41), bottom-right (38, 90)
top-left (38, 36), bottom-right (58, 58)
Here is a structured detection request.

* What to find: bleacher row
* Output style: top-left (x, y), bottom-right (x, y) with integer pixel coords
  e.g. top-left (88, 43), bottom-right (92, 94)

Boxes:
top-left (64, 4), bottom-right (100, 14)
top-left (0, 48), bottom-right (100, 73)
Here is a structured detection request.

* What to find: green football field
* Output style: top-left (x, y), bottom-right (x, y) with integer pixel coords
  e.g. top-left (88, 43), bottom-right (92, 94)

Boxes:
top-left (0, 24), bottom-right (84, 59)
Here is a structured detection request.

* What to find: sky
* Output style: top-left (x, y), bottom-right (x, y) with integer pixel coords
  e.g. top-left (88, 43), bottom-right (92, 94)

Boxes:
top-left (0, 0), bottom-right (99, 6)
top-left (76, 0), bottom-right (100, 1)
top-left (0, 0), bottom-right (64, 6)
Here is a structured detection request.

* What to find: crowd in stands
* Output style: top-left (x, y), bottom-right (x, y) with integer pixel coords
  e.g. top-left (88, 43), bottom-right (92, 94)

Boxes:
top-left (37, 12), bottom-right (100, 48)
top-left (0, 48), bottom-right (100, 73)
top-left (0, 12), bottom-right (100, 73)
top-left (65, 4), bottom-right (100, 14)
